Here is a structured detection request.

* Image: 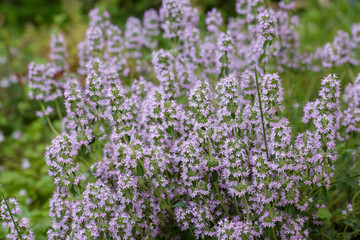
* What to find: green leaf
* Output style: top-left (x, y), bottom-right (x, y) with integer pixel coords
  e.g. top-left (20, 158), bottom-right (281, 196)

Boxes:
top-left (225, 67), bottom-right (229, 76)
top-left (173, 201), bottom-right (187, 208)
top-left (131, 226), bottom-right (137, 236)
top-left (145, 54), bottom-right (152, 60)
top-left (69, 184), bottom-right (78, 197)
top-left (136, 163), bottom-right (145, 177)
top-left (211, 171), bottom-right (218, 182)
top-left (176, 95), bottom-right (188, 105)
top-left (288, 205), bottom-right (298, 217)
top-left (321, 186), bottom-right (328, 199)
top-left (105, 231), bottom-right (112, 240)
top-left (259, 53), bottom-right (266, 63)
top-left (316, 207), bottom-right (332, 219)
top-left (263, 40), bottom-right (270, 50)
top-left (264, 227), bottom-right (273, 238)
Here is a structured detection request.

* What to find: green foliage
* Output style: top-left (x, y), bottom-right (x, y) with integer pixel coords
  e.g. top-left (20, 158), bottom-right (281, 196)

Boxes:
top-left (172, 201), bottom-right (187, 208)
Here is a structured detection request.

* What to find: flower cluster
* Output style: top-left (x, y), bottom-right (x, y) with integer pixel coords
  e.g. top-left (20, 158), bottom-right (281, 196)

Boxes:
top-left (0, 198), bottom-right (35, 240)
top-left (341, 73), bottom-right (360, 137)
top-left (13, 0), bottom-right (360, 239)
top-left (49, 33), bottom-right (68, 73)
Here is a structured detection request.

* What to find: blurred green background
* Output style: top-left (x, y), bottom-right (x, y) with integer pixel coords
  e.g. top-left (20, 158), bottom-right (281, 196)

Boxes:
top-left (1, 0), bottom-right (360, 239)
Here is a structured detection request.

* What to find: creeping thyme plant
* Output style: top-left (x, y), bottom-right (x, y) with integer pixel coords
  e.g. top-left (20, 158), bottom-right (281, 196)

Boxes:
top-left (2, 0), bottom-right (360, 239)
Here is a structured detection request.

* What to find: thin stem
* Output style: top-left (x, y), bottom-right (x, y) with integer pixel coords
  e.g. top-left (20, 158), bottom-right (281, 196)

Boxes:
top-left (233, 197), bottom-right (241, 217)
top-left (55, 100), bottom-right (63, 120)
top-left (331, 174), bottom-right (360, 186)
top-left (214, 182), bottom-right (231, 218)
top-left (272, 228), bottom-right (277, 239)
top-left (254, 67), bottom-right (269, 160)
top-left (207, 138), bottom-right (230, 218)
top-left (40, 101), bottom-right (59, 135)
top-left (255, 67), bottom-right (277, 239)
top-left (343, 190), bottom-right (360, 235)
top-left (84, 145), bottom-right (98, 159)
top-left (195, 181), bottom-right (217, 226)
top-left (170, 180), bottom-right (198, 238)
top-left (119, 122), bottom-right (136, 154)
top-left (143, 170), bottom-right (177, 218)
top-left (1, 193), bottom-right (23, 240)
top-left (242, 195), bottom-right (250, 223)
top-left (320, 231), bottom-right (331, 240)
top-left (263, 0), bottom-right (270, 8)
top-left (128, 211), bottom-right (145, 239)
top-left (147, 223), bottom-right (154, 240)
top-left (187, 225), bottom-right (197, 240)
top-left (207, 138), bottom-right (214, 161)
top-left (77, 156), bottom-right (91, 168)
top-left (118, 123), bottom-right (181, 229)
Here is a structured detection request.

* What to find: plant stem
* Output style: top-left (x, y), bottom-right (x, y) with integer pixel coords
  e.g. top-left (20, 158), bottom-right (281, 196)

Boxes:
top-left (254, 67), bottom-right (269, 160)
top-left (207, 138), bottom-right (230, 217)
top-left (272, 227), bottom-right (277, 240)
top-left (320, 231), bottom-right (331, 240)
top-left (142, 168), bottom-right (177, 218)
top-left (214, 181), bottom-right (231, 218)
top-left (1, 193), bottom-right (23, 240)
top-left (55, 99), bottom-right (63, 120)
top-left (40, 101), bottom-right (59, 135)
top-left (128, 211), bottom-right (145, 239)
top-left (207, 138), bottom-right (214, 161)
top-left (242, 195), bottom-right (250, 223)
top-left (331, 174), bottom-right (360, 186)
top-left (343, 190), bottom-right (360, 235)
top-left (234, 197), bottom-right (241, 216)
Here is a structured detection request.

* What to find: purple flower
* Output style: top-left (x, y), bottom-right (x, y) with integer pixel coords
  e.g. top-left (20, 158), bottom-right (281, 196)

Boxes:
top-left (50, 33), bottom-right (68, 72)
top-left (143, 9), bottom-right (160, 49)
top-left (28, 62), bottom-right (62, 102)
top-left (257, 9), bottom-right (279, 41)
top-left (1, 198), bottom-right (35, 239)
top-left (206, 9), bottom-right (223, 33)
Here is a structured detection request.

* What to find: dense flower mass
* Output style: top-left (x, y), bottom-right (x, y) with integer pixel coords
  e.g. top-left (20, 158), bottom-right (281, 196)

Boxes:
top-left (0, 198), bottom-right (35, 240)
top-left (3, 0), bottom-right (360, 239)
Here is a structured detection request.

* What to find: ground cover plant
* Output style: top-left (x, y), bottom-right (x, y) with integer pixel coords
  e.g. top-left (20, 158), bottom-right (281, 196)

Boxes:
top-left (1, 0), bottom-right (360, 239)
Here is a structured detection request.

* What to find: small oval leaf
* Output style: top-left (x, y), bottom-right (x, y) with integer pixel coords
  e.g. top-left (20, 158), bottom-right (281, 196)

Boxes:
top-left (173, 201), bottom-right (187, 208)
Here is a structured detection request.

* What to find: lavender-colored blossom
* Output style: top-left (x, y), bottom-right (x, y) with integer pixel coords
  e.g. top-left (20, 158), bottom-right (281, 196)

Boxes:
top-left (351, 23), bottom-right (360, 43)
top-left (25, 2), bottom-right (352, 239)
top-left (0, 198), bottom-right (35, 240)
top-left (49, 33), bottom-right (68, 72)
top-left (143, 9), bottom-right (160, 49)
top-left (302, 74), bottom-right (340, 187)
top-left (86, 26), bottom-right (105, 56)
top-left (333, 30), bottom-right (353, 66)
top-left (124, 17), bottom-right (144, 58)
top-left (45, 132), bottom-right (84, 186)
top-left (63, 75), bottom-right (89, 131)
top-left (206, 8), bottom-right (223, 33)
top-left (279, 0), bottom-right (296, 10)
top-left (215, 219), bottom-right (256, 239)
top-left (28, 62), bottom-right (62, 102)
top-left (340, 72), bottom-right (360, 138)
top-left (236, 0), bottom-right (261, 22)
top-left (152, 49), bottom-right (179, 98)
top-left (89, 7), bottom-right (111, 29)
top-left (257, 9), bottom-right (279, 41)
top-left (217, 32), bottom-right (235, 77)
top-left (47, 186), bottom-right (72, 239)
top-left (160, 0), bottom-right (198, 39)
top-left (71, 181), bottom-right (132, 239)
